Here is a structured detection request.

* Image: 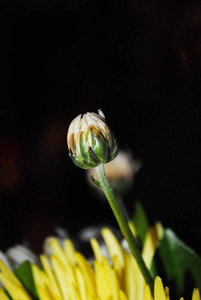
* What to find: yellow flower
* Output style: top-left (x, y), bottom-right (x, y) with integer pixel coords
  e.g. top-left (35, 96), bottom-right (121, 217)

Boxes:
top-left (0, 226), bottom-right (200, 300)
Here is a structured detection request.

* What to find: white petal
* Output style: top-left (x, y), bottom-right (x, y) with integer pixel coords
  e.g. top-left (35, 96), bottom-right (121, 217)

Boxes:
top-left (98, 109), bottom-right (105, 119)
top-left (88, 112), bottom-right (105, 130)
top-left (85, 113), bottom-right (99, 127)
top-left (81, 114), bottom-right (89, 132)
top-left (73, 114), bottom-right (82, 135)
top-left (6, 245), bottom-right (39, 268)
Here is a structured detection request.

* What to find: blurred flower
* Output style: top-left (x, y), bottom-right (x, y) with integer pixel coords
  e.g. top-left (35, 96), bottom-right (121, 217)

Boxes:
top-left (0, 225), bottom-right (164, 300)
top-left (0, 226), bottom-right (200, 300)
top-left (67, 110), bottom-right (118, 169)
top-left (86, 150), bottom-right (141, 195)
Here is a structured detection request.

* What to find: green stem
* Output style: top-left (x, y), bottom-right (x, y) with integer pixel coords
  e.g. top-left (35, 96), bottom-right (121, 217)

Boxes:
top-left (95, 163), bottom-right (154, 296)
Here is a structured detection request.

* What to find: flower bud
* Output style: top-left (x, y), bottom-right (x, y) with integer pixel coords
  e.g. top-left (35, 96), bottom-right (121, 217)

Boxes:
top-left (67, 110), bottom-right (118, 169)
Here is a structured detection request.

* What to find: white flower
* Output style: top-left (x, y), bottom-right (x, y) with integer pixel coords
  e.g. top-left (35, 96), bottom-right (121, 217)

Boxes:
top-left (67, 110), bottom-right (118, 169)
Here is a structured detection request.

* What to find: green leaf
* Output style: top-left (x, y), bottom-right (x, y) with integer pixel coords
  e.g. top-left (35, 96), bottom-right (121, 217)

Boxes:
top-left (15, 260), bottom-right (38, 299)
top-left (132, 201), bottom-right (149, 247)
top-left (151, 229), bottom-right (201, 299)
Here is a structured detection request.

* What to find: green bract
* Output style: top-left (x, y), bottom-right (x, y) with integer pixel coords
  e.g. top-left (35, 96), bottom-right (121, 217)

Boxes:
top-left (67, 110), bottom-right (118, 169)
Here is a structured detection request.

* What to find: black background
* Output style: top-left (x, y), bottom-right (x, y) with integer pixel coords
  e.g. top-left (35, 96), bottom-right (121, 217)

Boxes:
top-left (0, 0), bottom-right (201, 254)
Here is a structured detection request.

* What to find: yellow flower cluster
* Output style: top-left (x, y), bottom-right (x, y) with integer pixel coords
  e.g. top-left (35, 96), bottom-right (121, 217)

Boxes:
top-left (0, 226), bottom-right (200, 300)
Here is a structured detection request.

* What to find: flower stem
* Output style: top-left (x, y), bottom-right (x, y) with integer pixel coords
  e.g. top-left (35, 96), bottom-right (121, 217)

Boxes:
top-left (95, 163), bottom-right (154, 296)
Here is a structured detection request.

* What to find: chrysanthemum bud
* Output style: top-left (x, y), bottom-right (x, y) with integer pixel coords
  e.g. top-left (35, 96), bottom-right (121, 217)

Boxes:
top-left (67, 110), bottom-right (118, 169)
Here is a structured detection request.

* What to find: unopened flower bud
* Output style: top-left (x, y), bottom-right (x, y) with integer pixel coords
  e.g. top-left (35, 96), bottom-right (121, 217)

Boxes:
top-left (67, 110), bottom-right (118, 169)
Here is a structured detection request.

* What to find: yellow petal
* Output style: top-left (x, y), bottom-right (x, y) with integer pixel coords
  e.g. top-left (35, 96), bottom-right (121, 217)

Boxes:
top-left (32, 264), bottom-right (56, 300)
top-left (50, 255), bottom-right (69, 300)
top-left (103, 258), bottom-right (120, 300)
top-left (142, 223), bottom-right (163, 268)
top-left (154, 277), bottom-right (167, 300)
top-left (101, 228), bottom-right (124, 269)
top-left (66, 262), bottom-right (77, 286)
top-left (47, 238), bottom-right (68, 268)
top-left (192, 288), bottom-right (201, 300)
top-left (70, 283), bottom-right (82, 300)
top-left (0, 260), bottom-right (23, 287)
top-left (94, 260), bottom-right (110, 300)
top-left (0, 273), bottom-right (31, 300)
top-left (36, 285), bottom-right (53, 300)
top-left (75, 252), bottom-right (96, 297)
top-left (119, 290), bottom-right (128, 300)
top-left (165, 286), bottom-right (169, 297)
top-left (90, 238), bottom-right (103, 263)
top-left (64, 239), bottom-right (76, 266)
top-left (143, 284), bottom-right (153, 300)
top-left (165, 286), bottom-right (170, 300)
top-left (124, 251), bottom-right (144, 300)
top-left (40, 254), bottom-right (61, 298)
top-left (123, 253), bottom-right (137, 300)
top-left (93, 256), bottom-right (121, 300)
top-left (113, 254), bottom-right (123, 287)
top-left (0, 288), bottom-right (10, 300)
top-left (75, 267), bottom-right (87, 300)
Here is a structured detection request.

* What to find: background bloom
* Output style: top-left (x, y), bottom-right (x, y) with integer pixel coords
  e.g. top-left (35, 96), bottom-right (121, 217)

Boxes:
top-left (86, 150), bottom-right (141, 195)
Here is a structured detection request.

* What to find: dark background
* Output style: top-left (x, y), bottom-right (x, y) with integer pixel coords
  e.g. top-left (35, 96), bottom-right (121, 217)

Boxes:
top-left (0, 0), bottom-right (201, 254)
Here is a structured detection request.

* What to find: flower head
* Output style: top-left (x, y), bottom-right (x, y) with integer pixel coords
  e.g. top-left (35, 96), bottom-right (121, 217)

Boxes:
top-left (67, 110), bottom-right (118, 169)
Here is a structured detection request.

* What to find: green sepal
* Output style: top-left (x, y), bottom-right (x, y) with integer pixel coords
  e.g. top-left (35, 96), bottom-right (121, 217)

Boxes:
top-left (79, 134), bottom-right (89, 162)
top-left (107, 130), bottom-right (118, 160)
top-left (131, 201), bottom-right (149, 248)
top-left (151, 229), bottom-right (201, 299)
top-left (111, 144), bottom-right (118, 161)
top-left (89, 127), bottom-right (96, 149)
top-left (95, 134), bottom-right (109, 163)
top-left (15, 260), bottom-right (39, 299)
top-left (91, 175), bottom-right (102, 188)
top-left (70, 154), bottom-right (87, 169)
top-left (89, 147), bottom-right (101, 165)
